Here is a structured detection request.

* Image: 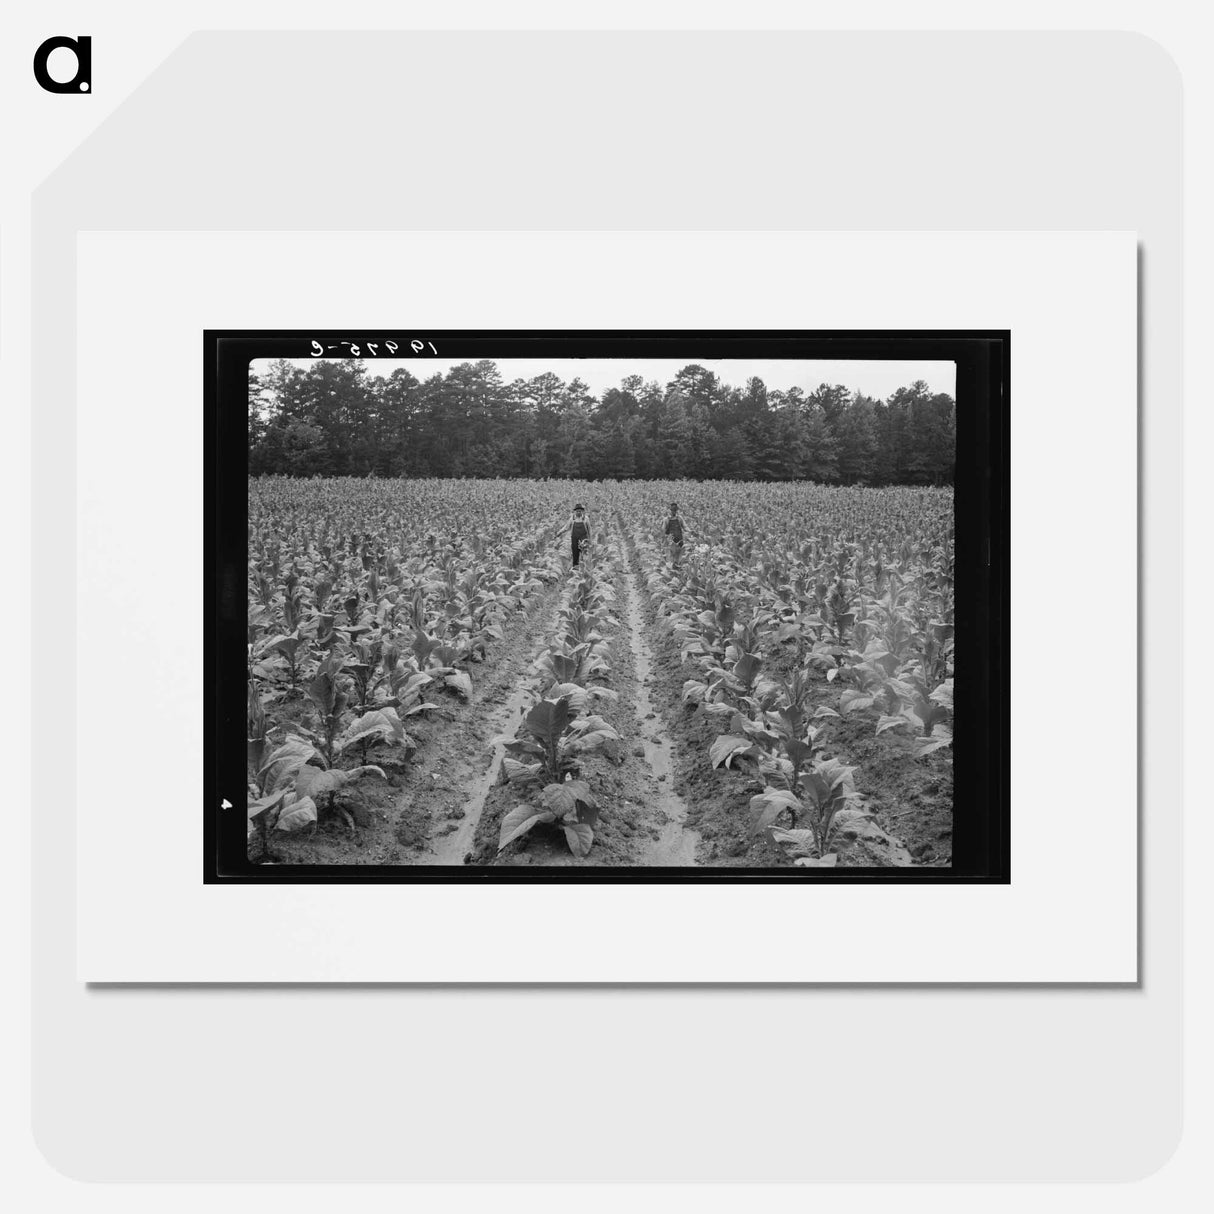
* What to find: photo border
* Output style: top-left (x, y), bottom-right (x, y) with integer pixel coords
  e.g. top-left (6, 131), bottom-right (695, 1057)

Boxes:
top-left (208, 329), bottom-right (1009, 884)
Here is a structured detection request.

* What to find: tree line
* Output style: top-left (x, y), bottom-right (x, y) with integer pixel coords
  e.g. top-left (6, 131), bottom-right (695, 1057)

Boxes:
top-left (248, 359), bottom-right (956, 485)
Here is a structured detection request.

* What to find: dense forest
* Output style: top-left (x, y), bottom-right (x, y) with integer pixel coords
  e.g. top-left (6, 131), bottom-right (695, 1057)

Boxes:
top-left (248, 359), bottom-right (956, 485)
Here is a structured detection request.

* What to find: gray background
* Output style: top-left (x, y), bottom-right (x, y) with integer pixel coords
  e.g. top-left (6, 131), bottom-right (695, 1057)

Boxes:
top-left (32, 31), bottom-right (1180, 1180)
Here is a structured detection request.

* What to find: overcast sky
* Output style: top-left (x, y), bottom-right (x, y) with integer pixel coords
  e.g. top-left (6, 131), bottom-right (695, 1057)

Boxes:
top-left (257, 357), bottom-right (956, 400)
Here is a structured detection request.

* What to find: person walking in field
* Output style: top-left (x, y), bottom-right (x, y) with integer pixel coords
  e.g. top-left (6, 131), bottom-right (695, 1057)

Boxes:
top-left (568, 503), bottom-right (591, 570)
top-left (664, 501), bottom-right (688, 565)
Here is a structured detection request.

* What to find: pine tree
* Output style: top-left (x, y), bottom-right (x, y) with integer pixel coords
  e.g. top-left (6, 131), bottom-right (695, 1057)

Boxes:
top-left (801, 404), bottom-right (839, 482)
top-left (835, 395), bottom-right (879, 484)
top-left (660, 393), bottom-right (694, 478)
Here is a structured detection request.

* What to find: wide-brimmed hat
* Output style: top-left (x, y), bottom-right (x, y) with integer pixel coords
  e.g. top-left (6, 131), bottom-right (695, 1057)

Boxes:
top-left (573, 503), bottom-right (585, 511)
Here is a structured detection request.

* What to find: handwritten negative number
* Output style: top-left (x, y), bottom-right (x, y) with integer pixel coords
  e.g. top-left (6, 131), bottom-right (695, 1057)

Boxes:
top-left (309, 339), bottom-right (438, 357)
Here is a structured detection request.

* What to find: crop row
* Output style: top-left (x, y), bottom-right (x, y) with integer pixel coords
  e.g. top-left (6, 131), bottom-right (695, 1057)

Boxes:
top-left (493, 517), bottom-right (625, 860)
top-left (622, 484), bottom-right (953, 867)
top-left (244, 480), bottom-right (566, 857)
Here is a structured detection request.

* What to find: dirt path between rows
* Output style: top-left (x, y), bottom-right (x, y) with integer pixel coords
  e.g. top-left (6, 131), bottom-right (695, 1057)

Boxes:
top-left (619, 561), bottom-right (701, 866)
top-left (461, 520), bottom-right (703, 867)
top-left (415, 582), bottom-right (572, 866)
top-left (401, 581), bottom-right (569, 865)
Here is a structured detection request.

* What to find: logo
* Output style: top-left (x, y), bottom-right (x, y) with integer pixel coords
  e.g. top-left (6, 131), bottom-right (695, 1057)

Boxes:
top-left (33, 35), bottom-right (91, 93)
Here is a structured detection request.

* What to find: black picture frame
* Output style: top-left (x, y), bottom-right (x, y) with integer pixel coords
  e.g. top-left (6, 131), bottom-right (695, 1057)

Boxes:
top-left (208, 329), bottom-right (1009, 884)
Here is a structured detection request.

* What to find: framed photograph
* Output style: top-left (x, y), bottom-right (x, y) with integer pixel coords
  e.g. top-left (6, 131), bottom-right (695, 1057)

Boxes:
top-left (73, 229), bottom-right (1133, 981)
top-left (211, 330), bottom-right (1008, 884)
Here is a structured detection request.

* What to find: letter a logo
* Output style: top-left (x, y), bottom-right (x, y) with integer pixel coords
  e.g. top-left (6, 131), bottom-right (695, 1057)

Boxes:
top-left (33, 35), bottom-right (92, 93)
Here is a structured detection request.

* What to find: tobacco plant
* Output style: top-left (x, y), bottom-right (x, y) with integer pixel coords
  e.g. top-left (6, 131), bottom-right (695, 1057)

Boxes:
top-left (750, 756), bottom-right (864, 866)
top-left (252, 733), bottom-right (387, 840)
top-left (501, 694), bottom-right (621, 787)
top-left (497, 779), bottom-right (601, 859)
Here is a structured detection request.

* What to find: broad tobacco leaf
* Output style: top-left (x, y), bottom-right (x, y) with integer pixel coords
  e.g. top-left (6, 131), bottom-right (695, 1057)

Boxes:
top-left (754, 676), bottom-right (785, 704)
top-left (784, 737), bottom-right (815, 774)
top-left (914, 729), bottom-right (953, 757)
top-left (276, 794), bottom-right (318, 832)
top-left (267, 634), bottom-right (305, 660)
top-left (340, 708), bottom-right (414, 752)
top-left (293, 766), bottom-right (341, 801)
top-left (502, 757), bottom-right (543, 783)
top-left (502, 737), bottom-right (546, 758)
top-left (257, 736), bottom-right (320, 795)
top-left (865, 649), bottom-right (901, 678)
top-left (830, 807), bottom-right (884, 841)
top-left (918, 701), bottom-right (952, 734)
top-left (548, 682), bottom-right (591, 713)
top-left (444, 671), bottom-right (473, 700)
top-left (544, 652), bottom-right (582, 683)
top-left (875, 714), bottom-right (909, 736)
top-left (815, 757), bottom-right (858, 792)
top-left (247, 787), bottom-right (289, 821)
top-left (566, 715), bottom-right (620, 752)
top-left (679, 639), bottom-right (707, 662)
top-left (757, 753), bottom-right (795, 788)
top-left (569, 714), bottom-right (614, 736)
top-left (766, 826), bottom-right (817, 855)
top-left (733, 652), bottom-right (762, 688)
top-left (497, 804), bottom-right (554, 850)
top-left (392, 670), bottom-right (433, 706)
top-left (523, 696), bottom-right (573, 746)
top-left (307, 669), bottom-right (340, 716)
top-left (295, 764), bottom-right (387, 801)
top-left (562, 822), bottom-right (595, 858)
top-left (539, 779), bottom-right (596, 817)
top-left (730, 711), bottom-right (776, 743)
top-left (709, 734), bottom-right (755, 770)
top-left (568, 729), bottom-right (619, 759)
top-left (749, 788), bottom-right (802, 835)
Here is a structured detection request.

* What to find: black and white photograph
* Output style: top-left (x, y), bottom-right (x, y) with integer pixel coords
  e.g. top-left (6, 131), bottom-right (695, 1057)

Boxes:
top-left (19, 5), bottom-right (1188, 1195)
top-left (218, 331), bottom-right (1006, 880)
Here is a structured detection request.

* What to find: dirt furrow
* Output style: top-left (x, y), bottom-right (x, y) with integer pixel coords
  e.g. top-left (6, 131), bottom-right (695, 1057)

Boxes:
top-left (461, 517), bottom-right (701, 866)
top-left (619, 561), bottom-right (701, 866)
top-left (414, 580), bottom-right (573, 865)
top-left (377, 579), bottom-right (565, 864)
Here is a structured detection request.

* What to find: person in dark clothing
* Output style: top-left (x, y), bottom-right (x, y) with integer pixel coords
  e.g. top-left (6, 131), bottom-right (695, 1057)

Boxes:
top-left (569, 504), bottom-right (591, 568)
top-left (664, 501), bottom-right (687, 565)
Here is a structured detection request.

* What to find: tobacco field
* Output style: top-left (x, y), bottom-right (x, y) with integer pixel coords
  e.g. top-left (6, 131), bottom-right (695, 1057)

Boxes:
top-left (246, 477), bottom-right (954, 868)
